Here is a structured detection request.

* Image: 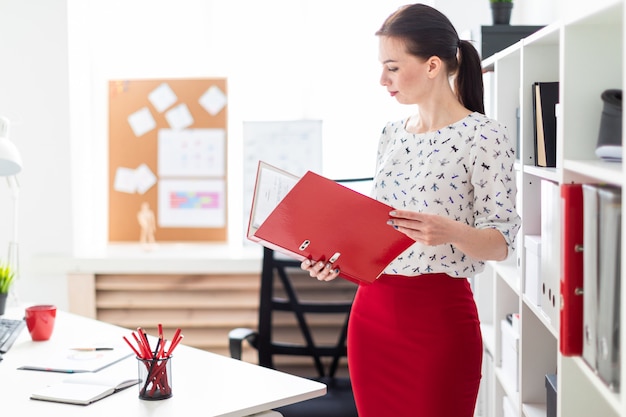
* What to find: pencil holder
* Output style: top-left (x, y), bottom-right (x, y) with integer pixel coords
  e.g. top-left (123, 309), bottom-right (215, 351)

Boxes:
top-left (137, 355), bottom-right (173, 400)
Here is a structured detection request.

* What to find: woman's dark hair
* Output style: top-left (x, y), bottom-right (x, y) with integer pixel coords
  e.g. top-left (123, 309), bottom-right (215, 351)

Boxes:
top-left (376, 4), bottom-right (484, 114)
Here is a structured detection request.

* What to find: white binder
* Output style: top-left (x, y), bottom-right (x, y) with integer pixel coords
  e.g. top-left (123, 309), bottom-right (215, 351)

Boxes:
top-left (596, 185), bottom-right (621, 391)
top-left (582, 184), bottom-right (599, 371)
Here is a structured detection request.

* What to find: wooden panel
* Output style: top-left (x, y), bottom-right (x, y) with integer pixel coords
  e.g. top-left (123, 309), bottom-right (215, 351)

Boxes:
top-left (67, 273), bottom-right (96, 318)
top-left (96, 274), bottom-right (259, 290)
top-left (92, 272), bottom-right (355, 378)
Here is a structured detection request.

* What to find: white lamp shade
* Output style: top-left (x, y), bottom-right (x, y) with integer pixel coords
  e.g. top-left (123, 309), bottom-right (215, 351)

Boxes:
top-left (0, 137), bottom-right (22, 176)
top-left (0, 117), bottom-right (22, 176)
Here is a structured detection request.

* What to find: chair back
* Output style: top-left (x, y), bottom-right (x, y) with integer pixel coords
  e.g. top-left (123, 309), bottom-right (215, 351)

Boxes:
top-left (255, 176), bottom-right (372, 378)
top-left (256, 247), bottom-right (356, 378)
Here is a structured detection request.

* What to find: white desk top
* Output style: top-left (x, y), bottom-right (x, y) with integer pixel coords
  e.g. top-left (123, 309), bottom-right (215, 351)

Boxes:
top-left (0, 307), bottom-right (325, 416)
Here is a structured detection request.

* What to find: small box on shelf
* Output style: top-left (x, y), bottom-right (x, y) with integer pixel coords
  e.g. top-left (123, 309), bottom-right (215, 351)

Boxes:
top-left (501, 319), bottom-right (520, 392)
top-left (524, 235), bottom-right (541, 306)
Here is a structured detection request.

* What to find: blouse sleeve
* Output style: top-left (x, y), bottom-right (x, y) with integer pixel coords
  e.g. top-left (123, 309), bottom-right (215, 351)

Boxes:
top-left (469, 119), bottom-right (521, 250)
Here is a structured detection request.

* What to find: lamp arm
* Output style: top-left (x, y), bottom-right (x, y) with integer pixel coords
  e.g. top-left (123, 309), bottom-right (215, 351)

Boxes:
top-left (6, 176), bottom-right (19, 243)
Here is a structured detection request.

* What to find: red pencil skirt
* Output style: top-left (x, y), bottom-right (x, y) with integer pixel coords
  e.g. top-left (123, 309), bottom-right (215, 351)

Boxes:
top-left (347, 273), bottom-right (482, 417)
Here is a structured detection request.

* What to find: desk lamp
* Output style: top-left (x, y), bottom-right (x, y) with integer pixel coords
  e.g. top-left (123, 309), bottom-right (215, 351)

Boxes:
top-left (0, 117), bottom-right (22, 305)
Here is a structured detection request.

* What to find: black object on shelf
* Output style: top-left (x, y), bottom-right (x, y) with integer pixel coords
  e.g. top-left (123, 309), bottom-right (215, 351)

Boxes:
top-left (481, 25), bottom-right (545, 59)
top-left (545, 374), bottom-right (557, 417)
top-left (596, 89), bottom-right (622, 161)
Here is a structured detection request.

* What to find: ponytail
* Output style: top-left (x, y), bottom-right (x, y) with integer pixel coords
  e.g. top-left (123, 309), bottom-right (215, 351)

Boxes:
top-left (456, 40), bottom-right (485, 114)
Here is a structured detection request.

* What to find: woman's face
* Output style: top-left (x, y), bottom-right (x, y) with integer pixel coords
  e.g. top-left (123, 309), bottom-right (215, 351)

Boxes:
top-left (379, 36), bottom-right (430, 105)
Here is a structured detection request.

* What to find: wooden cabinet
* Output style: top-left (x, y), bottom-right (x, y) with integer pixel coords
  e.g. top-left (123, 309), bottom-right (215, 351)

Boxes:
top-left (65, 246), bottom-right (356, 376)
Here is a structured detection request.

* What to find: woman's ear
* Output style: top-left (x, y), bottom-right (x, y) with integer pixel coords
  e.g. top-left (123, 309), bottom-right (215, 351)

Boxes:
top-left (426, 56), bottom-right (442, 78)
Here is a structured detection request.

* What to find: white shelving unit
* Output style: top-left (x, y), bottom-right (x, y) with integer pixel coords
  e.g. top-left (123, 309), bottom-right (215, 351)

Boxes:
top-left (475, 1), bottom-right (625, 416)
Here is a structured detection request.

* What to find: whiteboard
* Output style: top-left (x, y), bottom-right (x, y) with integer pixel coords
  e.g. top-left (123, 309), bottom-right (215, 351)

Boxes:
top-left (242, 120), bottom-right (323, 244)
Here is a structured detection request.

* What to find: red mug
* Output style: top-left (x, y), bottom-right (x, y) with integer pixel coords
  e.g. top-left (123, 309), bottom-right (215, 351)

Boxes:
top-left (25, 305), bottom-right (57, 341)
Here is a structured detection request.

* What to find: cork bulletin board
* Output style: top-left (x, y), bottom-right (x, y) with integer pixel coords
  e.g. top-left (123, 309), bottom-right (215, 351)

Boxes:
top-left (108, 78), bottom-right (228, 242)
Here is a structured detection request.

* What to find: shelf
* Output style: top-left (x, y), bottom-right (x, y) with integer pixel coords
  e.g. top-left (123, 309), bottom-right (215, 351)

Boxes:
top-left (522, 294), bottom-right (558, 339)
top-left (565, 0), bottom-right (623, 26)
top-left (494, 366), bottom-right (520, 408)
top-left (523, 165), bottom-right (559, 182)
top-left (570, 356), bottom-right (621, 412)
top-left (523, 23), bottom-right (560, 47)
top-left (563, 159), bottom-right (623, 185)
top-left (522, 402), bottom-right (547, 417)
top-left (492, 258), bottom-right (520, 294)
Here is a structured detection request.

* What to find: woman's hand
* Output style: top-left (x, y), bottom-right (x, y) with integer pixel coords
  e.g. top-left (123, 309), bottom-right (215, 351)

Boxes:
top-left (387, 209), bottom-right (508, 261)
top-left (301, 258), bottom-right (341, 282)
top-left (387, 209), bottom-right (456, 246)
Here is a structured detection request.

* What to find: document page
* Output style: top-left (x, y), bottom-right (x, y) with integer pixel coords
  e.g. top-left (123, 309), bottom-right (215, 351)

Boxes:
top-left (249, 162), bottom-right (299, 231)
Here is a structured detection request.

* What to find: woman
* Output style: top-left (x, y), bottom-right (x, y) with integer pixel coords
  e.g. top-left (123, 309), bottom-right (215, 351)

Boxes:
top-left (302, 4), bottom-right (521, 416)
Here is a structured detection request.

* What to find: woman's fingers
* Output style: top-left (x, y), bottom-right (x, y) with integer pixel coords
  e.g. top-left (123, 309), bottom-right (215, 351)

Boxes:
top-left (301, 259), bottom-right (340, 281)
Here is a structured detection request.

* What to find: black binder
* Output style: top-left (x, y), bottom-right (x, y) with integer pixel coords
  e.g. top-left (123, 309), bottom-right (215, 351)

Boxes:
top-left (532, 82), bottom-right (559, 167)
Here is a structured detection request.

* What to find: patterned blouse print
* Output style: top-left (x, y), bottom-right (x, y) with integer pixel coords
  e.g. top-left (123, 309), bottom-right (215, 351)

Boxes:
top-left (373, 112), bottom-right (521, 278)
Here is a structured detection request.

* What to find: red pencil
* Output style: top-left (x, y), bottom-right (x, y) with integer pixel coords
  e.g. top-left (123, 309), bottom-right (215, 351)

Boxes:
top-left (166, 334), bottom-right (184, 356)
top-left (131, 331), bottom-right (149, 359)
top-left (122, 335), bottom-right (142, 358)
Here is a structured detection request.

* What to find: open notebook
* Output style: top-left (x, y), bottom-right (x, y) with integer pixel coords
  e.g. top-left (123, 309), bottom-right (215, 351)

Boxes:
top-left (30, 373), bottom-right (139, 405)
top-left (18, 346), bottom-right (132, 373)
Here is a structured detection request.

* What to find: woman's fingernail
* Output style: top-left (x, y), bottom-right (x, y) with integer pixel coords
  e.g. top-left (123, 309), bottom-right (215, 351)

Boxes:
top-left (389, 211), bottom-right (396, 216)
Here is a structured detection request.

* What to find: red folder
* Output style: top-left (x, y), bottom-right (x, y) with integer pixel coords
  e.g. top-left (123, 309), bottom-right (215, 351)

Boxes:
top-left (247, 161), bottom-right (415, 284)
top-left (560, 183), bottom-right (584, 356)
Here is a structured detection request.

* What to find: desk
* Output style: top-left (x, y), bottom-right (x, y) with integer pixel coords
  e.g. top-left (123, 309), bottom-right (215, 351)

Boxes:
top-left (0, 307), bottom-right (326, 416)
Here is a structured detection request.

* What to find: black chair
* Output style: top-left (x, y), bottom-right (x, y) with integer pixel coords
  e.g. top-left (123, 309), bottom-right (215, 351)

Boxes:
top-left (229, 245), bottom-right (359, 417)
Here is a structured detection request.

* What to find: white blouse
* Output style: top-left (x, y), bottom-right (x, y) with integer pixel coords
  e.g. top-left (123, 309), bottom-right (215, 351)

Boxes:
top-left (373, 112), bottom-right (521, 278)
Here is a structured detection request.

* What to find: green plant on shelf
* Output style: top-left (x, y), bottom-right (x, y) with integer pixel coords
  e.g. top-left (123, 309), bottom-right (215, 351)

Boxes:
top-left (0, 262), bottom-right (16, 294)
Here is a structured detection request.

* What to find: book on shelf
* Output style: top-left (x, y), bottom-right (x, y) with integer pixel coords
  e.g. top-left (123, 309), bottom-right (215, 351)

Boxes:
top-left (30, 373), bottom-right (140, 405)
top-left (540, 180), bottom-right (561, 329)
top-left (559, 184), bottom-right (584, 356)
top-left (247, 161), bottom-right (415, 284)
top-left (532, 81), bottom-right (559, 167)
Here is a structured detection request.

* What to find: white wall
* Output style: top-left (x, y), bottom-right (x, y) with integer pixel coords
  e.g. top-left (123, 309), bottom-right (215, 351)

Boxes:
top-left (0, 0), bottom-right (564, 310)
top-left (0, 0), bottom-right (73, 306)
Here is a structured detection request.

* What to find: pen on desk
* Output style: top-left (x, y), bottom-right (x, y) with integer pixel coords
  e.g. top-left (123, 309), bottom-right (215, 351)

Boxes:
top-left (70, 347), bottom-right (115, 351)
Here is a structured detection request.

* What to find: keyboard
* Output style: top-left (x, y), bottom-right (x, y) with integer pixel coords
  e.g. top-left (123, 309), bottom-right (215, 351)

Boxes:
top-left (0, 317), bottom-right (26, 354)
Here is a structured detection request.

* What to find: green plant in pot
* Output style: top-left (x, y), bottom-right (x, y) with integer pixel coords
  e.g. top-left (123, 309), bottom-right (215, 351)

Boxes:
top-left (490, 0), bottom-right (513, 25)
top-left (0, 262), bottom-right (16, 315)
